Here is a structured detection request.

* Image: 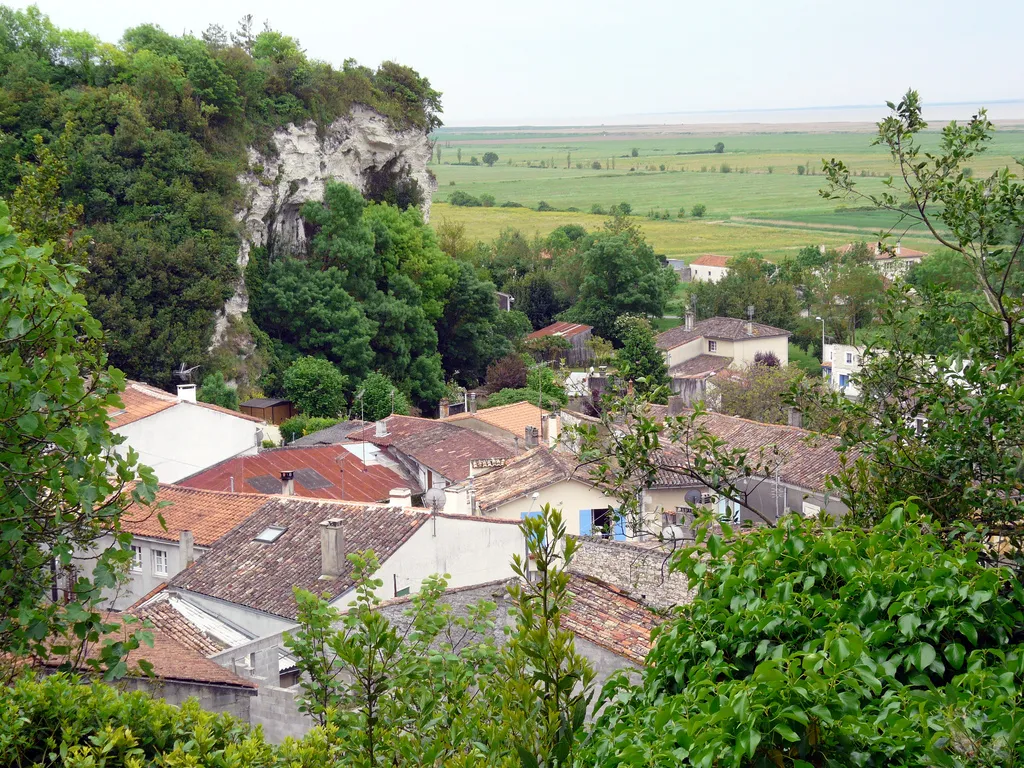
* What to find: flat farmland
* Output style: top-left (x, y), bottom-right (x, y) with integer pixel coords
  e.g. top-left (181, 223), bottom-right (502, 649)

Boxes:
top-left (428, 124), bottom-right (1024, 258)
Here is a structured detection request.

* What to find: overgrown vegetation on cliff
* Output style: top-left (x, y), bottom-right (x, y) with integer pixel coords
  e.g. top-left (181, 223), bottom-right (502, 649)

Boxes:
top-left (0, 6), bottom-right (441, 387)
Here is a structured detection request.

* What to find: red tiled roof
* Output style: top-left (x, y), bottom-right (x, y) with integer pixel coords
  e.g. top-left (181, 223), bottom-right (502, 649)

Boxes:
top-left (170, 498), bottom-right (429, 619)
top-left (178, 444), bottom-right (412, 502)
top-left (460, 446), bottom-right (586, 510)
top-left (39, 618), bottom-right (255, 689)
top-left (445, 402), bottom-right (549, 440)
top-left (690, 254), bottom-right (732, 268)
top-left (347, 415), bottom-right (516, 483)
top-left (563, 574), bottom-right (660, 664)
top-left (121, 484), bottom-right (270, 547)
top-left (108, 381), bottom-right (263, 428)
top-left (836, 242), bottom-right (929, 260)
top-left (656, 317), bottom-right (791, 350)
top-left (526, 321), bottom-right (593, 340)
top-left (133, 598), bottom-right (226, 656)
top-left (668, 354), bottom-right (733, 379)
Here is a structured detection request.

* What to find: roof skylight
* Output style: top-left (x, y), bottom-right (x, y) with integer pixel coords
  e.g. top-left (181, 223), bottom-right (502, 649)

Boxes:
top-left (254, 525), bottom-right (287, 543)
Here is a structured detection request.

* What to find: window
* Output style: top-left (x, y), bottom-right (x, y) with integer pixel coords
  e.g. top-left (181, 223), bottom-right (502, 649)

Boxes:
top-left (152, 549), bottom-right (168, 577)
top-left (254, 526), bottom-right (287, 543)
top-left (845, 352), bottom-right (854, 364)
top-left (802, 501), bottom-right (821, 518)
top-left (130, 545), bottom-right (143, 572)
top-left (592, 508), bottom-right (612, 538)
top-left (838, 374), bottom-right (849, 389)
top-left (708, 340), bottom-right (717, 353)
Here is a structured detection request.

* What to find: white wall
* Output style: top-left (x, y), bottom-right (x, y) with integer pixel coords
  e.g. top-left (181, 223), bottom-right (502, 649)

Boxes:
top-left (824, 343), bottom-right (864, 397)
top-left (691, 265), bottom-right (730, 283)
top-left (665, 337), bottom-right (704, 367)
top-left (731, 335), bottom-right (790, 367)
top-left (115, 402), bottom-right (262, 483)
top-left (481, 479), bottom-right (617, 536)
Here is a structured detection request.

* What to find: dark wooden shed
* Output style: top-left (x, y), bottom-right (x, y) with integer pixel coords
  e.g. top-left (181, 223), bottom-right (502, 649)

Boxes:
top-left (240, 397), bottom-right (295, 425)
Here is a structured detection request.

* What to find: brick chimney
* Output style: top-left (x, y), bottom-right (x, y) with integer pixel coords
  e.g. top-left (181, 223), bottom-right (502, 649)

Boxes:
top-left (176, 384), bottom-right (197, 403)
top-left (525, 425), bottom-right (539, 448)
top-left (180, 530), bottom-right (195, 568)
top-left (389, 487), bottom-right (412, 509)
top-left (280, 470), bottom-right (295, 496)
top-left (438, 398), bottom-right (450, 419)
top-left (320, 519), bottom-right (346, 578)
top-left (469, 392), bottom-right (477, 414)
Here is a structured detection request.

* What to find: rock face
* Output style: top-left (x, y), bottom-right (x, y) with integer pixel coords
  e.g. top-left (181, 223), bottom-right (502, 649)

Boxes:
top-left (211, 106), bottom-right (436, 345)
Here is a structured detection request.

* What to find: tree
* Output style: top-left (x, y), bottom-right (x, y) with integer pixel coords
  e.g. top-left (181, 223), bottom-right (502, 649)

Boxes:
top-left (713, 141), bottom-right (725, 153)
top-left (355, 372), bottom-right (410, 422)
top-left (197, 372), bottom-right (239, 411)
top-left (690, 203), bottom-right (707, 218)
top-left (493, 309), bottom-right (533, 345)
top-left (613, 316), bottom-right (669, 401)
top-left (560, 230), bottom-right (677, 341)
top-left (283, 357), bottom-right (348, 418)
top-left (591, 161), bottom-right (601, 170)
top-left (437, 261), bottom-right (511, 386)
top-left (711, 362), bottom-right (807, 424)
top-left (630, 148), bottom-right (639, 157)
top-left (509, 271), bottom-right (564, 330)
top-left (485, 353), bottom-right (529, 391)
top-left (687, 252), bottom-right (800, 331)
top-left (0, 201), bottom-right (157, 680)
top-left (457, 147), bottom-right (462, 163)
top-left (482, 151), bottom-right (498, 167)
top-left (435, 218), bottom-right (474, 261)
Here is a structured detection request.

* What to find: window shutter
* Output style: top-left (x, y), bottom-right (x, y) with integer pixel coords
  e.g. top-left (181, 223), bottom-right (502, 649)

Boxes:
top-left (579, 510), bottom-right (592, 536)
top-left (613, 509), bottom-right (626, 541)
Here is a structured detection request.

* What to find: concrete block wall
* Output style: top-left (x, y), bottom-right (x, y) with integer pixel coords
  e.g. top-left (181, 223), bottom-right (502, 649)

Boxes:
top-left (568, 535), bottom-right (693, 609)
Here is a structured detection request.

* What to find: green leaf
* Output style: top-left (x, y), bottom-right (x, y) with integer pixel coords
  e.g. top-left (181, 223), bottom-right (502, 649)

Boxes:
top-left (516, 746), bottom-right (539, 768)
top-left (943, 643), bottom-right (966, 669)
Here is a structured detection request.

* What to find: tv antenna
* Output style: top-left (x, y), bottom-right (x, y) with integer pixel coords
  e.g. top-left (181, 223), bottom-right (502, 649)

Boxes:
top-left (174, 363), bottom-right (200, 383)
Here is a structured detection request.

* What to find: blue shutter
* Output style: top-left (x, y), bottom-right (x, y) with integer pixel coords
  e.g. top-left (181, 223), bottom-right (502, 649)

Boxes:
top-left (579, 510), bottom-right (592, 536)
top-left (613, 508), bottom-right (626, 540)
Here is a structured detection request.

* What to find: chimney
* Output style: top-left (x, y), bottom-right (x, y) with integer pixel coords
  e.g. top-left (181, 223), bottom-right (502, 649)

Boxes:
top-left (684, 308), bottom-right (695, 332)
top-left (177, 384), bottom-right (197, 403)
top-left (180, 530), bottom-right (195, 569)
top-left (375, 419), bottom-right (389, 438)
top-left (540, 415), bottom-right (549, 444)
top-left (280, 470), bottom-right (295, 496)
top-left (438, 398), bottom-right (450, 419)
top-left (668, 396), bottom-right (686, 417)
top-left (524, 425), bottom-right (539, 448)
top-left (895, 240), bottom-right (902, 256)
top-left (469, 392), bottom-right (477, 414)
top-left (320, 519), bottom-right (346, 578)
top-left (389, 487), bottom-right (412, 509)
top-left (788, 407), bottom-right (803, 429)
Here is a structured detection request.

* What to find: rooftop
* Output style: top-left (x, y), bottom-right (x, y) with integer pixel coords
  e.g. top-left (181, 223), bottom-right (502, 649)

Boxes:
top-left (526, 321), bottom-right (593, 341)
top-left (444, 402), bottom-right (549, 440)
top-left (563, 574), bottom-right (660, 664)
top-left (290, 420), bottom-right (371, 446)
top-left (690, 254), bottom-right (732, 268)
top-left (133, 590), bottom-right (251, 656)
top-left (656, 317), bottom-right (791, 350)
top-left (39, 617), bottom-right (256, 689)
top-left (108, 380), bottom-right (264, 429)
top-left (121, 484), bottom-right (270, 547)
top-left (347, 415), bottom-right (516, 483)
top-left (170, 497), bottom-right (429, 619)
top-left (455, 446), bottom-right (587, 511)
top-left (836, 242), bottom-right (929, 259)
top-left (177, 444), bottom-right (413, 502)
top-left (240, 397), bottom-right (290, 408)
top-left (668, 354), bottom-right (733, 379)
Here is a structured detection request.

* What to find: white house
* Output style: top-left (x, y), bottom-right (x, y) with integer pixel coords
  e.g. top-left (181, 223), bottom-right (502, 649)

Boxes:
top-left (836, 241), bottom-right (927, 280)
top-left (688, 254), bottom-right (732, 283)
top-left (822, 343), bottom-right (865, 397)
top-left (111, 381), bottom-right (265, 483)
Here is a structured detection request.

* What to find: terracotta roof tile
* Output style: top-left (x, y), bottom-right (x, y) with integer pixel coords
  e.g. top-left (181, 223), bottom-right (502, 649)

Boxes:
top-left (526, 321), bottom-right (593, 340)
top-left (690, 254), bottom-right (732, 268)
top-left (108, 381), bottom-right (177, 428)
top-left (457, 447), bottom-right (586, 510)
top-left (563, 574), bottom-right (660, 664)
top-left (445, 402), bottom-right (550, 440)
top-left (177, 444), bottom-right (414, 502)
top-left (348, 416), bottom-right (516, 483)
top-left (668, 354), bottom-right (733, 378)
top-left (170, 498), bottom-right (429, 619)
top-left (656, 317), bottom-right (791, 351)
top-left (121, 484), bottom-right (270, 547)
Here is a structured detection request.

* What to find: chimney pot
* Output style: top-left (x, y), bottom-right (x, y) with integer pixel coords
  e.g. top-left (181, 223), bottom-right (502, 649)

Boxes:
top-left (684, 309), bottom-right (695, 332)
top-left (320, 519), bottom-right (346, 578)
top-left (177, 384), bottom-right (197, 403)
top-left (389, 487), bottom-right (413, 509)
top-left (280, 470), bottom-right (295, 496)
top-left (469, 392), bottom-right (477, 414)
top-left (180, 530), bottom-right (195, 569)
top-left (525, 425), bottom-right (539, 448)
top-left (438, 398), bottom-right (450, 419)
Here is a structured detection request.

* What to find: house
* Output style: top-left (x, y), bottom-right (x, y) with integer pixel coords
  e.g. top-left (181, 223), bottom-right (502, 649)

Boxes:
top-left (239, 397), bottom-right (295, 425)
top-left (823, 343), bottom-right (865, 397)
top-left (110, 381), bottom-right (265, 483)
top-left (526, 321), bottom-right (594, 366)
top-left (177, 443), bottom-right (417, 501)
top-left (167, 491), bottom-right (527, 637)
top-left (687, 254), bottom-right (732, 283)
top-left (443, 401), bottom-right (556, 446)
top-left (837, 241), bottom-right (928, 279)
top-left (346, 415), bottom-right (517, 490)
top-left (496, 291), bottom-right (515, 311)
top-left (39, 616), bottom-right (257, 720)
top-left (444, 446), bottom-right (623, 537)
top-left (655, 313), bottom-right (791, 396)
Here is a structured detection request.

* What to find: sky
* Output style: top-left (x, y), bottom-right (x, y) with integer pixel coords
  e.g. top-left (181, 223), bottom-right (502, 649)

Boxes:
top-left (12, 0), bottom-right (1024, 126)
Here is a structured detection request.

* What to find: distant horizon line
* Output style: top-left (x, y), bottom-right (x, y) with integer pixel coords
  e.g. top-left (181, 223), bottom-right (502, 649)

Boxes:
top-left (439, 98), bottom-right (1024, 131)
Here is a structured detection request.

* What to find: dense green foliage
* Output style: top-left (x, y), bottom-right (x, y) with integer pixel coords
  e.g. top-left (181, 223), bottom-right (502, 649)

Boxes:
top-left (283, 356), bottom-right (348, 418)
top-left (197, 371), bottom-right (239, 411)
top-left (613, 316), bottom-right (669, 401)
top-left (0, 6), bottom-right (441, 387)
top-left (279, 414), bottom-right (342, 443)
top-left (0, 203), bottom-right (156, 679)
top-left (357, 371), bottom-right (412, 422)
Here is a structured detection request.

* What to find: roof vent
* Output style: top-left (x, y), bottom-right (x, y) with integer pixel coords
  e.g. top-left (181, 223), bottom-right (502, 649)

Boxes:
top-left (280, 470), bottom-right (295, 496)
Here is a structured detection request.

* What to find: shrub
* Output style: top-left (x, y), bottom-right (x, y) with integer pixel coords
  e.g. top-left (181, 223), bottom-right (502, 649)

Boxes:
top-left (591, 161), bottom-right (602, 170)
top-left (677, 207), bottom-right (686, 218)
top-left (659, 164), bottom-right (666, 171)
top-left (500, 200), bottom-right (524, 208)
top-left (720, 163), bottom-right (731, 173)
top-left (590, 204), bottom-right (606, 215)
top-left (479, 193), bottom-right (496, 208)
top-left (537, 201), bottom-right (554, 212)
top-left (754, 350), bottom-right (781, 367)
top-left (279, 414), bottom-right (342, 443)
top-left (469, 156), bottom-right (479, 165)
top-left (197, 372), bottom-right (239, 411)
top-left (631, 148), bottom-right (639, 157)
top-left (690, 203), bottom-right (707, 218)
top-left (797, 164), bottom-right (806, 175)
top-left (448, 190), bottom-right (481, 207)
top-left (283, 357), bottom-right (347, 418)
top-left (485, 353), bottom-right (529, 391)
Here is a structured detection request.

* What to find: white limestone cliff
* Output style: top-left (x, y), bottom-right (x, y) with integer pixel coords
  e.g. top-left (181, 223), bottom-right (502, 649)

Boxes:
top-left (211, 106), bottom-right (435, 346)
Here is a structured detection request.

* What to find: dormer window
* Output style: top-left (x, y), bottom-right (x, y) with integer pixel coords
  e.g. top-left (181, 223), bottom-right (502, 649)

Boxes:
top-left (708, 340), bottom-right (717, 352)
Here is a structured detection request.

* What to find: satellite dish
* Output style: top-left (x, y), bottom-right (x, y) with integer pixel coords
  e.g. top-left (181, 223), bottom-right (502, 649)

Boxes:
top-left (423, 488), bottom-right (446, 512)
top-left (684, 489), bottom-right (702, 505)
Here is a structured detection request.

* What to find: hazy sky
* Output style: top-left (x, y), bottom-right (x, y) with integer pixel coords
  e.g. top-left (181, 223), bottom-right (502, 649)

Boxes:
top-left (12, 0), bottom-right (1024, 125)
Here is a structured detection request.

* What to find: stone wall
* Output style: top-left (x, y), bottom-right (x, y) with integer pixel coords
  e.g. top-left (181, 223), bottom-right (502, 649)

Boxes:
top-left (568, 535), bottom-right (693, 610)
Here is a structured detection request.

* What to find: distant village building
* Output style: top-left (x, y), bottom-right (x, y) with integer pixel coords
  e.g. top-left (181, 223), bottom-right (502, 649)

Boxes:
top-left (687, 254), bottom-right (732, 283)
top-left (836, 241), bottom-right (927, 279)
top-left (109, 381), bottom-right (265, 483)
top-left (822, 343), bottom-right (865, 398)
top-left (526, 321), bottom-right (594, 366)
top-left (443, 401), bottom-right (554, 446)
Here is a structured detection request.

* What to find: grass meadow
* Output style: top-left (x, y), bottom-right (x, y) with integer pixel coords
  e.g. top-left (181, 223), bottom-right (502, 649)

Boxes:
top-left (428, 125), bottom-right (1024, 260)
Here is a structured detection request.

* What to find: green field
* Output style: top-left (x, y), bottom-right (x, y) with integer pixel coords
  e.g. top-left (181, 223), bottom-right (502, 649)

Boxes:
top-left (428, 125), bottom-right (1024, 259)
